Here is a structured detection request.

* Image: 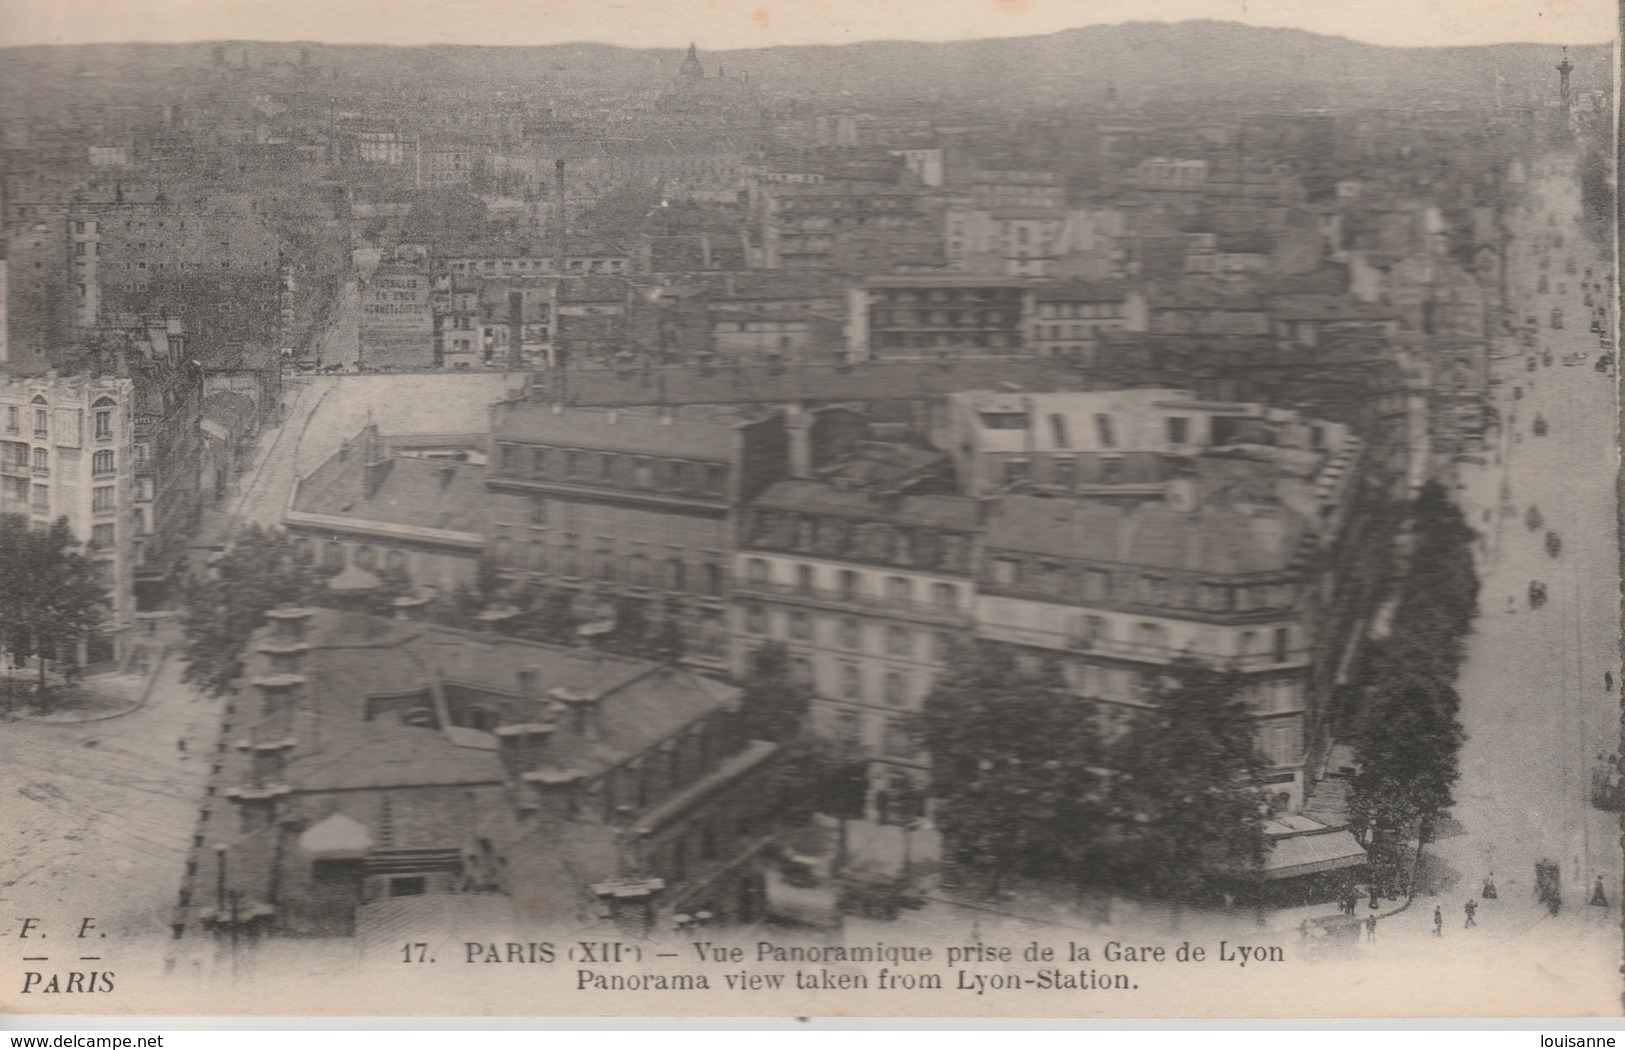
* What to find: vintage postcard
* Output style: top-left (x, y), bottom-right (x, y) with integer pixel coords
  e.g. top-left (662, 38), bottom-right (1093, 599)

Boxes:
top-left (0, 0), bottom-right (1619, 1022)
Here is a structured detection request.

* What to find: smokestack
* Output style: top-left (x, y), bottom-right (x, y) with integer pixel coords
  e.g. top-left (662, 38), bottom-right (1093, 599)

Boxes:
top-left (554, 159), bottom-right (568, 274)
top-left (508, 290), bottom-right (525, 371)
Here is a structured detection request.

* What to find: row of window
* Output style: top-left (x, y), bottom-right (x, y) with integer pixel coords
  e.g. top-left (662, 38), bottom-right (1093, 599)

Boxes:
top-left (299, 538), bottom-right (409, 575)
top-left (5, 447), bottom-right (117, 476)
top-left (447, 258), bottom-right (628, 275)
top-left (827, 705), bottom-right (921, 762)
top-left (742, 603), bottom-right (959, 662)
top-left (1036, 302), bottom-right (1127, 321)
top-left (875, 332), bottom-right (1020, 349)
top-left (0, 479), bottom-right (118, 521)
top-left (489, 538), bottom-right (727, 596)
top-left (4, 399), bottom-right (118, 443)
top-left (1035, 322), bottom-right (1125, 341)
top-left (741, 557), bottom-right (964, 610)
top-left (496, 443), bottom-right (729, 497)
top-left (743, 513), bottom-right (973, 574)
top-left (994, 453), bottom-right (1150, 488)
top-left (873, 310), bottom-right (1014, 327)
top-left (987, 559), bottom-right (1297, 614)
top-left (872, 288), bottom-right (1021, 305)
top-left (1062, 616), bottom-right (1294, 662)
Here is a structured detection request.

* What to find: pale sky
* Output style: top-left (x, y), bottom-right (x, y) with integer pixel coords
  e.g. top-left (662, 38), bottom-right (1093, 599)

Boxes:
top-left (0, 0), bottom-right (1615, 50)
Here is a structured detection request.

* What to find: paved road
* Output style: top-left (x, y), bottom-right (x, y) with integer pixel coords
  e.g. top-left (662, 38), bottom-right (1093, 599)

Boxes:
top-left (1437, 152), bottom-right (1620, 924)
top-left (0, 657), bottom-right (219, 953)
top-left (231, 372), bottom-right (518, 528)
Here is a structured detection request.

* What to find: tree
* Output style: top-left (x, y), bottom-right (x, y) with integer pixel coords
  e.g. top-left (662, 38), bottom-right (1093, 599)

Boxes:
top-left (602, 596), bottom-right (652, 657)
top-left (738, 642), bottom-right (813, 744)
top-left (1403, 482), bottom-right (1480, 637)
top-left (180, 525), bottom-right (318, 695)
top-left (1343, 483), bottom-right (1476, 892)
top-left (1347, 642), bottom-right (1466, 844)
top-left (1104, 661), bottom-right (1268, 905)
top-left (0, 515), bottom-right (109, 699)
top-left (915, 641), bottom-right (1106, 893)
top-left (513, 587), bottom-right (578, 645)
top-left (648, 609), bottom-right (686, 664)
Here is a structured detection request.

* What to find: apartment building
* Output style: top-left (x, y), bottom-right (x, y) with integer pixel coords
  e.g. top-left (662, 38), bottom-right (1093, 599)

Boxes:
top-left (733, 447), bottom-right (978, 796)
top-left (483, 400), bottom-right (787, 670)
top-left (0, 373), bottom-right (136, 666)
top-left (847, 275), bottom-right (1032, 360)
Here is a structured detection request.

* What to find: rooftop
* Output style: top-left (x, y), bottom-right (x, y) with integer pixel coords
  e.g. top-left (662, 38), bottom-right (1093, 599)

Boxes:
top-left (986, 490), bottom-right (1307, 576)
top-left (253, 609), bottom-right (741, 793)
top-left (491, 401), bottom-right (762, 460)
top-left (752, 479), bottom-right (978, 532)
top-left (293, 432), bottom-right (490, 536)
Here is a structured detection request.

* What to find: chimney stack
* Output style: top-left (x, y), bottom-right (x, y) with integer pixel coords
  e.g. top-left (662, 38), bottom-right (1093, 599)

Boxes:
top-left (496, 723), bottom-right (555, 777)
top-left (551, 687), bottom-right (602, 742)
top-left (360, 424), bottom-right (390, 500)
top-left (265, 607), bottom-right (314, 642)
top-left (784, 403), bottom-right (814, 479)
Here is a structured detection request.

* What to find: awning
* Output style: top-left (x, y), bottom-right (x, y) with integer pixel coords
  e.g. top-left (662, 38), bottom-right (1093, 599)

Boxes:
top-left (1261, 829), bottom-right (1367, 879)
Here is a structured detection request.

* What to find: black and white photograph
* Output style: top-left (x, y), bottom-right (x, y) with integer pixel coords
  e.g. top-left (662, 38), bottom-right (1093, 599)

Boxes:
top-left (0, 0), bottom-right (1619, 1021)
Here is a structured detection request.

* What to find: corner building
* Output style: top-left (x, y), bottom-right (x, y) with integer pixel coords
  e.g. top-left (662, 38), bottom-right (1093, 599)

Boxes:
top-left (734, 465), bottom-right (979, 797)
top-left (0, 374), bottom-right (136, 666)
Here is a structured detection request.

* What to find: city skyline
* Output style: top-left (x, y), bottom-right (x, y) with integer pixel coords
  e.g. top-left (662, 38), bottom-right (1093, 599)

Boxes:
top-left (0, 0), bottom-right (1615, 52)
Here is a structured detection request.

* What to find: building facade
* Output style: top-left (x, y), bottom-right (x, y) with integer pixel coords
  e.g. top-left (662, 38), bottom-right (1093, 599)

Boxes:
top-left (847, 276), bottom-right (1033, 360)
top-left (733, 473), bottom-right (978, 795)
top-left (0, 373), bottom-right (136, 666)
top-left (484, 401), bottom-right (785, 670)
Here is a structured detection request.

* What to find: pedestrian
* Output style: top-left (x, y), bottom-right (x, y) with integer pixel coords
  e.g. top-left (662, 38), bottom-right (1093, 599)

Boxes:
top-left (1607, 671), bottom-right (1614, 692)
top-left (1433, 906), bottom-right (1443, 937)
top-left (1365, 914), bottom-right (1377, 943)
top-left (1483, 873), bottom-right (1498, 900)
top-left (1591, 878), bottom-right (1609, 908)
top-left (1464, 899), bottom-right (1477, 928)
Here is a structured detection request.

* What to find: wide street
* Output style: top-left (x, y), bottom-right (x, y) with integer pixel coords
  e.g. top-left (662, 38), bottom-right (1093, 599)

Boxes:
top-left (1439, 151), bottom-right (1620, 915)
top-left (0, 656), bottom-right (221, 970)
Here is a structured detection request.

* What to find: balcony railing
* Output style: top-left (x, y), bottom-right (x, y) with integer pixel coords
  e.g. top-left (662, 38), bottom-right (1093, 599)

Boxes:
top-left (981, 621), bottom-right (1309, 668)
top-left (734, 577), bottom-right (973, 626)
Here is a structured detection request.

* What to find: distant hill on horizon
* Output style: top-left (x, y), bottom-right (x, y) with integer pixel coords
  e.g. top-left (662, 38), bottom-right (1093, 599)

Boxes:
top-left (1, 19), bottom-right (1611, 109)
